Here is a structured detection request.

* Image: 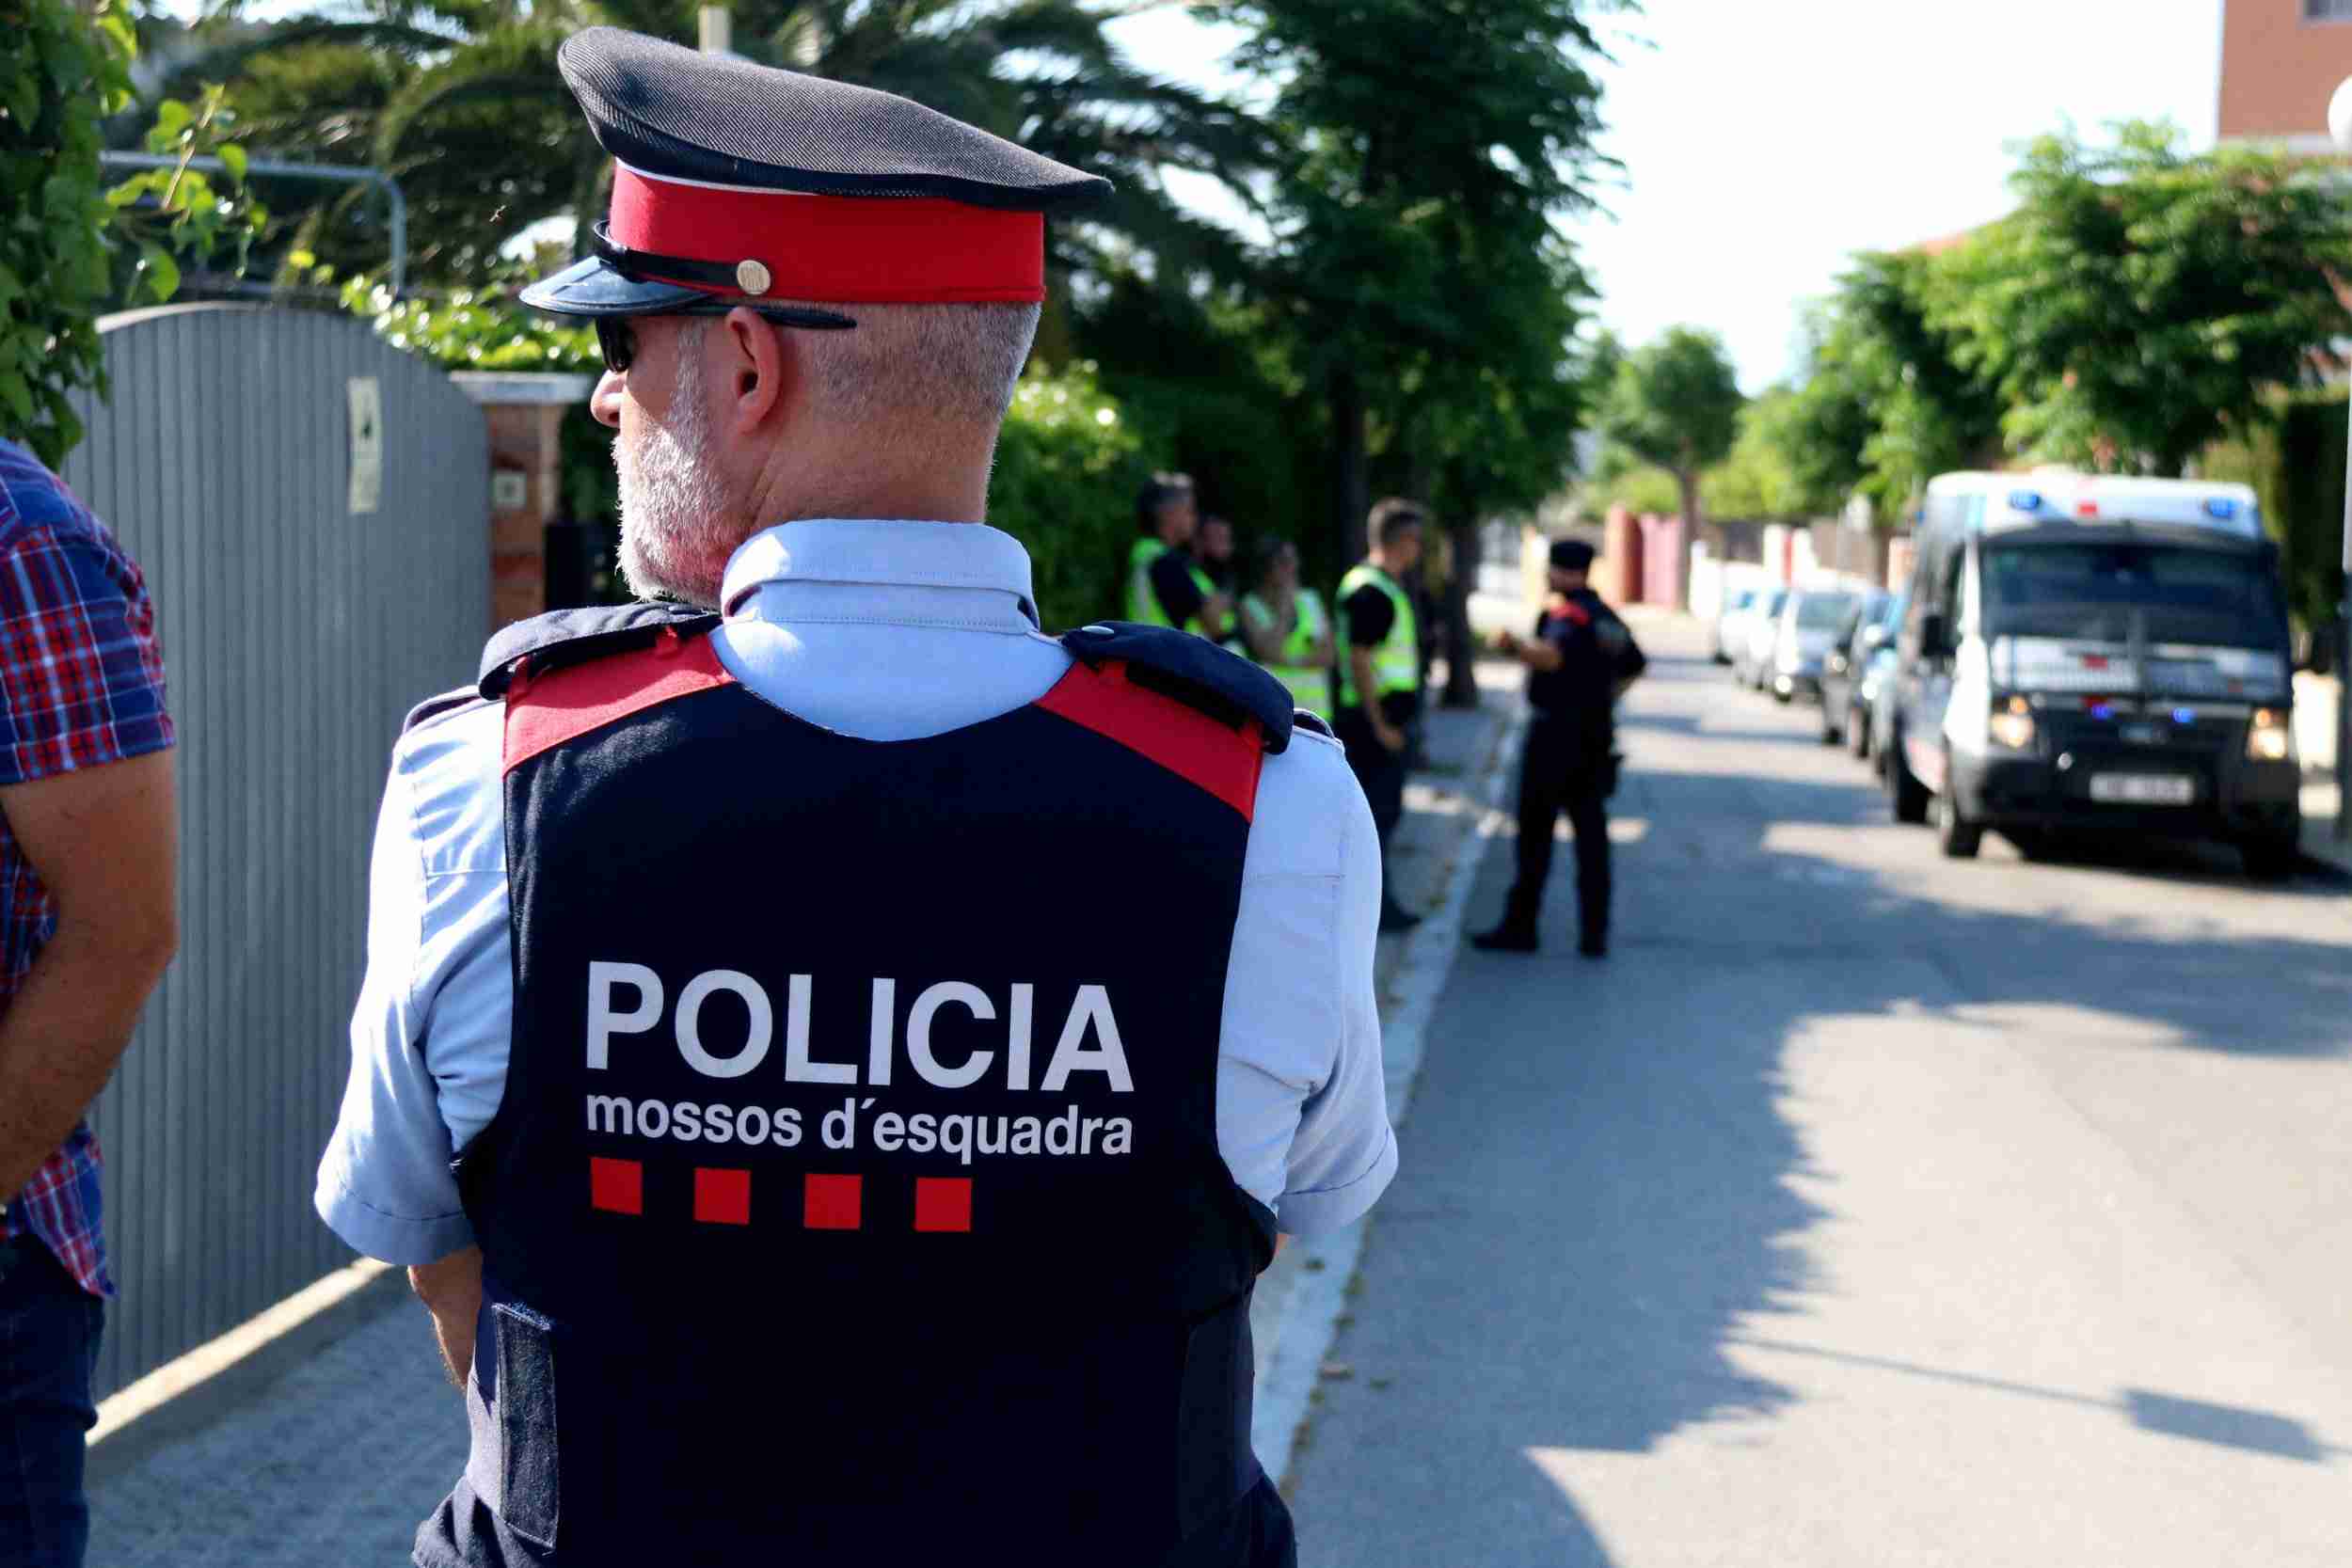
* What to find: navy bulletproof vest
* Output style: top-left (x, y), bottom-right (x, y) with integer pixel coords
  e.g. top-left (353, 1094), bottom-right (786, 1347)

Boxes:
top-left (417, 612), bottom-right (1297, 1568)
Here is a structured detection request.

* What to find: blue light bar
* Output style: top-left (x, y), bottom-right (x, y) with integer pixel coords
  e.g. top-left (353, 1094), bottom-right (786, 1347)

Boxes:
top-left (2202, 497), bottom-right (2237, 520)
top-left (2172, 707), bottom-right (2195, 725)
top-left (2008, 490), bottom-right (2043, 514)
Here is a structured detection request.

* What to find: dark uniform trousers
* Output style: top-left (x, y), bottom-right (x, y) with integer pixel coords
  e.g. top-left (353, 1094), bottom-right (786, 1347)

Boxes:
top-left (1502, 717), bottom-right (1612, 946)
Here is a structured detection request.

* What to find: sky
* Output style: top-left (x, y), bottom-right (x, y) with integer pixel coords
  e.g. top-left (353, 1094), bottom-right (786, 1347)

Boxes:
top-left (1103, 0), bottom-right (2230, 392)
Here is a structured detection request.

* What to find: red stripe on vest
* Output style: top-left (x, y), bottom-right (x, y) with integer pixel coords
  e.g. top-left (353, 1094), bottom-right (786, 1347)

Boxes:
top-left (609, 166), bottom-right (1046, 305)
top-left (1033, 659), bottom-right (1265, 820)
top-left (502, 633), bottom-right (736, 773)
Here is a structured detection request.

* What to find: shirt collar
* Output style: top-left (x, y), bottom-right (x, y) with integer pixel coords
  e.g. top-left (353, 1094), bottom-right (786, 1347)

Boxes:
top-left (720, 519), bottom-right (1041, 628)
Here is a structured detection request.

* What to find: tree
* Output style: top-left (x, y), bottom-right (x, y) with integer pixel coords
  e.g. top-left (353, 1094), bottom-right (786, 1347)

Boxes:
top-left (1702, 388), bottom-right (1819, 522)
top-left (1227, 0), bottom-right (1616, 567)
top-left (1773, 251), bottom-right (2004, 520)
top-left (165, 1), bottom-right (1284, 293)
top-left (1597, 325), bottom-right (1742, 604)
top-left (1931, 120), bottom-right (2352, 476)
top-left (2, 0), bottom-right (262, 464)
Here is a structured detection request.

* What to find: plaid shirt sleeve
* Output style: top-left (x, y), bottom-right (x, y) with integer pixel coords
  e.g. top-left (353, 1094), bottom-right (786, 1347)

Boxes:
top-left (0, 506), bottom-right (175, 785)
top-left (0, 444), bottom-right (177, 1298)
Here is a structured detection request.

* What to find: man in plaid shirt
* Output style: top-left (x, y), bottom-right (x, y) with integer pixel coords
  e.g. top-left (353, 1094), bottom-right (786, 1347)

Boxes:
top-left (0, 437), bottom-right (178, 1568)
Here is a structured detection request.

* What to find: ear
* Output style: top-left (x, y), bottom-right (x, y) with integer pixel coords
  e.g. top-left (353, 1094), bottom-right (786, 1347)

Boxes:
top-left (719, 306), bottom-right (790, 436)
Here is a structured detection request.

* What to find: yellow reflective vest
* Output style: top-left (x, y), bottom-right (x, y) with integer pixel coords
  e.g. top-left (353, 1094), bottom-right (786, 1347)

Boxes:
top-left (1125, 538), bottom-right (1217, 637)
top-left (1335, 563), bottom-right (1418, 712)
top-left (1241, 588), bottom-right (1332, 717)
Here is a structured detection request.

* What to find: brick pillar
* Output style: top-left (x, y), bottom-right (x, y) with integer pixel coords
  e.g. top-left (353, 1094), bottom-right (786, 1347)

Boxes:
top-left (1601, 505), bottom-right (1639, 604)
top-left (451, 372), bottom-right (600, 634)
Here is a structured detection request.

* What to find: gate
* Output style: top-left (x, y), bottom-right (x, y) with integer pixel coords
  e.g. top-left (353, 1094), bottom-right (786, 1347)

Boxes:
top-left (57, 304), bottom-right (489, 1396)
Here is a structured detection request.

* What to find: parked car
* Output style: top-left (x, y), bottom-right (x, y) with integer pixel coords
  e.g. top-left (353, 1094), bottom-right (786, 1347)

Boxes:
top-left (1768, 587), bottom-right (1860, 704)
top-left (1731, 587), bottom-right (1788, 689)
top-left (1819, 590), bottom-right (1895, 748)
top-left (1884, 471), bottom-right (2300, 877)
top-left (1712, 587), bottom-right (1759, 664)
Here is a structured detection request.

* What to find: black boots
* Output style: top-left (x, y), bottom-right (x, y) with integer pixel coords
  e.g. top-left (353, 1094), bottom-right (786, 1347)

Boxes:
top-left (1470, 923), bottom-right (1538, 953)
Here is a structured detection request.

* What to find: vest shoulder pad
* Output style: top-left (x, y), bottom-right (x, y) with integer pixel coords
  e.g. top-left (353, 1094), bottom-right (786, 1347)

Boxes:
top-left (1059, 621), bottom-right (1296, 754)
top-left (402, 685), bottom-right (491, 735)
top-left (479, 603), bottom-right (722, 698)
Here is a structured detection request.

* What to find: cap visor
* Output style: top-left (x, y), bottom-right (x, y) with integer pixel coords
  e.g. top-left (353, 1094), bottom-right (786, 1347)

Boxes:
top-left (517, 255), bottom-right (709, 318)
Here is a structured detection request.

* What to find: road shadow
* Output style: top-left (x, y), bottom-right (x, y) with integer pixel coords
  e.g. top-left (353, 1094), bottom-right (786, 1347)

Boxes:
top-left (1290, 643), bottom-right (2352, 1566)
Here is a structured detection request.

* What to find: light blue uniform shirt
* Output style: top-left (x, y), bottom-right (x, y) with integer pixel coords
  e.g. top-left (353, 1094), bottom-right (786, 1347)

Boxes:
top-left (316, 520), bottom-right (1396, 1264)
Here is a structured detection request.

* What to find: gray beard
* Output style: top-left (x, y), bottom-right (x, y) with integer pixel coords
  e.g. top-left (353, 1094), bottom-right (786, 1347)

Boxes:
top-left (615, 327), bottom-right (736, 606)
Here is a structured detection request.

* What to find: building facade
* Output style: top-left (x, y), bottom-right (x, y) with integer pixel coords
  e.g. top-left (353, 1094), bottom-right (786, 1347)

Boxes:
top-left (2217, 0), bottom-right (2352, 149)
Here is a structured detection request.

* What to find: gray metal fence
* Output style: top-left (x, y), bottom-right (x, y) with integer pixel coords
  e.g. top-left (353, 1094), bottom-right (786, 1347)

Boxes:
top-left (59, 304), bottom-right (488, 1397)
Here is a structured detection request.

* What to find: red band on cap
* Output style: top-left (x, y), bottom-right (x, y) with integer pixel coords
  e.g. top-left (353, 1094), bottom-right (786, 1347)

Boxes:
top-left (610, 165), bottom-right (1045, 305)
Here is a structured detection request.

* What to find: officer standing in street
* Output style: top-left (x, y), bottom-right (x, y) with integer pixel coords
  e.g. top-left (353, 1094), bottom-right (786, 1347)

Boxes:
top-left (1237, 537), bottom-right (1335, 719)
top-left (1472, 538), bottom-right (1646, 958)
top-left (312, 30), bottom-right (1394, 1568)
top-left (1335, 499), bottom-right (1428, 933)
top-left (1126, 473), bottom-right (1233, 641)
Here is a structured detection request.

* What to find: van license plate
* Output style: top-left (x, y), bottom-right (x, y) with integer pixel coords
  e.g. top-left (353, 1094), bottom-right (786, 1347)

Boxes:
top-left (2090, 774), bottom-right (2195, 805)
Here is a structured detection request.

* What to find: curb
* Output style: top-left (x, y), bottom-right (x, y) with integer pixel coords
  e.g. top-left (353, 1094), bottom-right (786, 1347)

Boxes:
top-left (1251, 690), bottom-right (1528, 1486)
top-left (85, 1259), bottom-right (407, 1487)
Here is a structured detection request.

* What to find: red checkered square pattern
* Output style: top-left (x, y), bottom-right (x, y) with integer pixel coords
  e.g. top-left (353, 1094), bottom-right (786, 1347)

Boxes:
top-left (590, 1157), bottom-right (644, 1214)
top-left (914, 1177), bottom-right (973, 1233)
top-left (694, 1167), bottom-right (752, 1226)
top-left (803, 1174), bottom-right (863, 1230)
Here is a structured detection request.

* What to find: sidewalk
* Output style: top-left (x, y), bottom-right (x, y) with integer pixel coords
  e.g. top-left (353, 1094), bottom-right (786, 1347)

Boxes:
top-left (83, 657), bottom-right (1530, 1566)
top-left (2302, 775), bottom-right (2351, 878)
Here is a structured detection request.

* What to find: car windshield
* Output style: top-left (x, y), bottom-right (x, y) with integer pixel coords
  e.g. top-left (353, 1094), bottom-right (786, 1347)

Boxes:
top-left (1982, 542), bottom-right (2282, 646)
top-left (1794, 593), bottom-right (1856, 630)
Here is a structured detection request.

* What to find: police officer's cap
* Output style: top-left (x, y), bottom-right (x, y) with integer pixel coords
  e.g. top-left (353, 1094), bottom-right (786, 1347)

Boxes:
top-left (1550, 539), bottom-right (1597, 572)
top-left (521, 27), bottom-right (1112, 325)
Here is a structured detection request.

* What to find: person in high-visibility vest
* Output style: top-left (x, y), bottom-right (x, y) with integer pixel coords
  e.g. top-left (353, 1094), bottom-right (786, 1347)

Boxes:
top-left (1238, 538), bottom-right (1335, 718)
top-left (1335, 499), bottom-right (1428, 932)
top-left (1123, 474), bottom-right (1232, 641)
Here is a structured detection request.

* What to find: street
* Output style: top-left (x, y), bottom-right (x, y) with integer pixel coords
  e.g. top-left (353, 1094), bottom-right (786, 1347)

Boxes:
top-left (1287, 613), bottom-right (2352, 1567)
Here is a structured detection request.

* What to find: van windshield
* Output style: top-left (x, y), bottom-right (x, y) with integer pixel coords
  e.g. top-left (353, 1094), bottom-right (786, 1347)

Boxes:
top-left (1982, 542), bottom-right (2281, 646)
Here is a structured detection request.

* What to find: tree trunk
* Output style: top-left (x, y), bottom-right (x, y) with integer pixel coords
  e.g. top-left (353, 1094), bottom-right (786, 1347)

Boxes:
top-left (1676, 467), bottom-right (1703, 611)
top-left (1332, 367), bottom-right (1370, 570)
top-left (1440, 513), bottom-right (1482, 708)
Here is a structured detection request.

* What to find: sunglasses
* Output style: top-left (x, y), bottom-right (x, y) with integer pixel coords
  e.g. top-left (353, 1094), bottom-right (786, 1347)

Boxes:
top-left (591, 303), bottom-right (862, 377)
top-left (594, 317), bottom-right (639, 375)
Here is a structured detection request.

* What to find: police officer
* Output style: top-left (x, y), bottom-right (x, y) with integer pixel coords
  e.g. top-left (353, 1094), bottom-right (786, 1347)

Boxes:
top-left (1237, 538), bottom-right (1335, 719)
top-left (1335, 499), bottom-right (1428, 933)
top-left (1125, 473), bottom-right (1232, 640)
top-left (313, 31), bottom-right (1395, 1568)
top-left (1472, 539), bottom-right (1646, 958)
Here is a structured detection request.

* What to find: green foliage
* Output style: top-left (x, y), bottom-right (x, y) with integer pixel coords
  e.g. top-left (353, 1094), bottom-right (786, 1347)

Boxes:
top-left (173, 0), bottom-right (1280, 293)
top-left (1702, 389), bottom-right (1817, 522)
top-left (1598, 325), bottom-right (1743, 503)
top-left (335, 273), bottom-right (601, 373)
top-left (988, 360), bottom-right (1156, 628)
top-left (103, 84), bottom-right (270, 305)
top-left (2268, 395), bottom-right (2348, 646)
top-left (1777, 251), bottom-right (2005, 517)
top-left (1077, 272), bottom-right (1325, 582)
top-left (0, 0), bottom-right (270, 465)
top-left (1931, 121), bottom-right (2352, 476)
top-left (0, 0), bottom-right (136, 466)
top-left (1232, 0), bottom-right (1614, 558)
top-left (1581, 444), bottom-right (1681, 516)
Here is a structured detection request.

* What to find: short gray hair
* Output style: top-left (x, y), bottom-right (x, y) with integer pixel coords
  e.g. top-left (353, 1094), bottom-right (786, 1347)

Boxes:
top-left (788, 301), bottom-right (1041, 428)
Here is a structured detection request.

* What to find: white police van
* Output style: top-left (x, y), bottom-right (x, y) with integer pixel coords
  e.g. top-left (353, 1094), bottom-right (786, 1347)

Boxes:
top-left (1883, 472), bottom-right (2301, 877)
